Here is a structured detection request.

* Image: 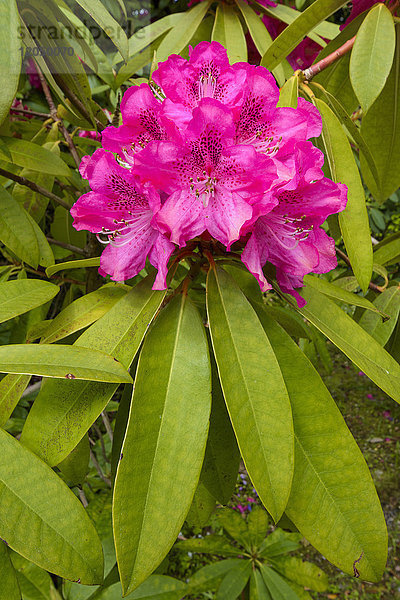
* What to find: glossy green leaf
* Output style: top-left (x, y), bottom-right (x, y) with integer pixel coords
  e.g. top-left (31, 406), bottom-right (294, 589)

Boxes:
top-left (349, 4), bottom-right (395, 112)
top-left (221, 3), bottom-right (247, 63)
top-left (270, 556), bottom-right (328, 592)
top-left (113, 293), bottom-right (211, 595)
top-left (0, 374), bottom-right (31, 428)
top-left (46, 258), bottom-right (100, 278)
top-left (303, 275), bottom-right (386, 316)
top-left (206, 265), bottom-right (293, 522)
top-left (0, 543), bottom-right (20, 600)
top-left (236, 0), bottom-right (271, 57)
top-left (110, 383), bottom-right (132, 485)
top-left (316, 98), bottom-right (373, 291)
top-left (217, 507), bottom-right (249, 549)
top-left (257, 2), bottom-right (339, 40)
top-left (156, 1), bottom-right (212, 62)
top-left (73, 0), bottom-right (128, 61)
top-left (185, 482), bottom-right (216, 528)
top-left (120, 575), bottom-right (186, 600)
top-left (0, 186), bottom-right (40, 269)
top-left (211, 4), bottom-right (226, 45)
top-left (0, 429), bottom-right (103, 583)
top-left (0, 0), bottom-right (21, 126)
top-left (27, 214), bottom-right (55, 269)
top-left (0, 344), bottom-right (132, 383)
top-left (188, 560), bottom-right (243, 594)
top-left (11, 552), bottom-right (61, 600)
top-left (125, 13), bottom-right (183, 58)
top-left (259, 529), bottom-right (301, 559)
top-left (0, 137), bottom-right (70, 177)
top-left (216, 560), bottom-right (252, 600)
top-left (373, 235), bottom-right (400, 266)
top-left (20, 276), bottom-right (166, 466)
top-left (176, 535), bottom-right (241, 557)
top-left (0, 280), bottom-right (59, 325)
top-left (247, 506), bottom-right (270, 550)
top-left (297, 284), bottom-right (400, 404)
top-left (277, 76), bottom-right (298, 108)
top-left (40, 284), bottom-right (128, 344)
top-left (261, 0), bottom-right (347, 70)
top-left (359, 287), bottom-right (400, 346)
top-left (199, 354), bottom-right (240, 505)
top-left (57, 435), bottom-right (90, 487)
top-left (360, 27), bottom-right (400, 201)
top-left (261, 565), bottom-right (300, 600)
top-left (250, 570), bottom-right (271, 600)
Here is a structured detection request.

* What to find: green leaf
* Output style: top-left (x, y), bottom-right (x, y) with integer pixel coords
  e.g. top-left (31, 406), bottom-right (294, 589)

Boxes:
top-left (0, 279), bottom-right (59, 324)
top-left (0, 137), bottom-right (70, 177)
top-left (359, 287), bottom-right (400, 346)
top-left (176, 535), bottom-right (241, 557)
top-left (277, 76), bottom-right (298, 108)
top-left (236, 0), bottom-right (271, 57)
top-left (0, 186), bottom-right (40, 269)
top-left (40, 284), bottom-right (128, 344)
top-left (221, 3), bottom-right (247, 63)
top-left (297, 284), bottom-right (400, 404)
top-left (257, 2), bottom-right (339, 40)
top-left (126, 13), bottom-right (184, 58)
top-left (188, 560), bottom-right (243, 594)
top-left (199, 353), bottom-right (240, 505)
top-left (360, 26), bottom-right (400, 201)
top-left (259, 529), bottom-right (301, 559)
top-left (185, 482), bottom-right (216, 529)
top-left (250, 570), bottom-right (271, 600)
top-left (0, 428), bottom-right (103, 584)
top-left (217, 508), bottom-right (249, 549)
top-left (11, 552), bottom-right (61, 600)
top-left (0, 374), bottom-right (31, 428)
top-left (73, 0), bottom-right (128, 61)
top-left (122, 575), bottom-right (187, 600)
top-left (0, 344), bottom-right (132, 383)
top-left (216, 560), bottom-right (252, 600)
top-left (316, 97), bottom-right (373, 292)
top-left (270, 556), bottom-right (328, 592)
top-left (46, 258), bottom-right (100, 278)
top-left (206, 265), bottom-right (293, 522)
top-left (110, 383), bottom-right (132, 485)
top-left (156, 1), bottom-right (213, 62)
top-left (261, 0), bottom-right (347, 71)
top-left (247, 506), bottom-right (270, 550)
top-left (254, 306), bottom-right (388, 580)
top-left (212, 5), bottom-right (226, 46)
top-left (20, 276), bottom-right (166, 466)
top-left (27, 214), bottom-right (55, 269)
top-left (261, 565), bottom-right (300, 600)
top-left (113, 293), bottom-right (211, 595)
top-left (349, 4), bottom-right (395, 113)
top-left (303, 275), bottom-right (386, 316)
top-left (0, 0), bottom-right (21, 126)
top-left (57, 435), bottom-right (90, 487)
top-left (373, 235), bottom-right (400, 266)
top-left (0, 543), bottom-right (20, 600)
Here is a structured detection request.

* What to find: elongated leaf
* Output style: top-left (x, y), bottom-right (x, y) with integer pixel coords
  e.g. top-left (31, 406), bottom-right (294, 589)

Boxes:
top-left (349, 4), bottom-right (395, 112)
top-left (222, 3), bottom-right (247, 63)
top-left (188, 559), bottom-right (243, 594)
top-left (250, 570), bottom-right (271, 600)
top-left (374, 236), bottom-right (400, 266)
top-left (186, 482), bottom-right (216, 528)
top-left (257, 2), bottom-right (339, 40)
top-left (259, 529), bottom-right (301, 558)
top-left (316, 98), bottom-right (372, 291)
top-left (0, 0), bottom-right (21, 126)
top-left (126, 13), bottom-right (183, 58)
top-left (216, 560), bottom-right (252, 600)
top-left (20, 276), bottom-right (166, 466)
top-left (110, 383), bottom-right (132, 485)
top-left (0, 374), bottom-right (31, 428)
top-left (261, 565), bottom-right (300, 600)
top-left (11, 552), bottom-right (61, 600)
top-left (303, 275), bottom-right (386, 316)
top-left (0, 186), bottom-right (40, 269)
top-left (0, 543), bottom-right (20, 600)
top-left (40, 284), bottom-right (128, 344)
top-left (277, 76), bottom-right (298, 108)
top-left (73, 0), bottom-right (128, 61)
top-left (270, 556), bottom-right (328, 592)
top-left (254, 307), bottom-right (387, 580)
top-left (212, 4), bottom-right (226, 46)
top-left (359, 287), bottom-right (400, 346)
top-left (176, 535), bottom-right (241, 557)
top-left (113, 293), bottom-right (211, 595)
top-left (121, 575), bottom-right (187, 600)
top-left (217, 507), bottom-right (249, 549)
top-left (46, 257), bottom-right (100, 278)
top-left (247, 506), bottom-right (270, 550)
top-left (206, 266), bottom-right (293, 522)
top-left (156, 1), bottom-right (213, 62)
top-left (0, 137), bottom-right (70, 176)
top-left (237, 0), bottom-right (271, 56)
top-left (0, 429), bottom-right (103, 583)
top-left (200, 354), bottom-right (240, 505)
top-left (360, 27), bottom-right (400, 201)
top-left (297, 284), bottom-right (400, 403)
top-left (27, 214), bottom-right (55, 269)
top-left (261, 0), bottom-right (347, 70)
top-left (0, 280), bottom-right (59, 325)
top-left (0, 345), bottom-right (132, 383)
top-left (57, 434), bottom-right (90, 487)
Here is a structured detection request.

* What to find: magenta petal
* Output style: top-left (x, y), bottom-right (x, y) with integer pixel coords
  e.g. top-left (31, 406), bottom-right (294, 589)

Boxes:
top-left (99, 225), bottom-right (157, 282)
top-left (241, 232), bottom-right (272, 292)
top-left (156, 189), bottom-right (205, 246)
top-left (149, 235), bottom-right (175, 289)
top-left (296, 98), bottom-right (323, 138)
top-left (206, 187), bottom-right (253, 248)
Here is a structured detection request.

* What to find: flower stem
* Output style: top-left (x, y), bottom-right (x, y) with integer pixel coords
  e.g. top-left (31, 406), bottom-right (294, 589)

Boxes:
top-left (0, 167), bottom-right (71, 210)
top-left (302, 35), bottom-right (356, 81)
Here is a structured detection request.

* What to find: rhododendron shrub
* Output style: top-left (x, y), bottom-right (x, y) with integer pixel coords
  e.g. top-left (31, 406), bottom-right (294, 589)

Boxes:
top-left (72, 43), bottom-right (347, 306)
top-left (1, 1), bottom-right (400, 599)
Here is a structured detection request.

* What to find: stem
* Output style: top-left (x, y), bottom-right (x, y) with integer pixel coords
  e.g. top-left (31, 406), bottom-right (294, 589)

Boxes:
top-left (37, 67), bottom-right (82, 170)
top-left (89, 449), bottom-right (111, 487)
top-left (10, 107), bottom-right (51, 120)
top-left (101, 411), bottom-right (114, 443)
top-left (52, 71), bottom-right (105, 132)
top-left (336, 248), bottom-right (383, 293)
top-left (46, 237), bottom-right (87, 256)
top-left (303, 35), bottom-right (356, 81)
top-left (0, 167), bottom-right (71, 210)
top-left (78, 488), bottom-right (88, 507)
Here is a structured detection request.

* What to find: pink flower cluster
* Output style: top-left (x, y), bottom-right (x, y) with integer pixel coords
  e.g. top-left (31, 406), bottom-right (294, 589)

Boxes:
top-left (71, 42), bottom-right (347, 305)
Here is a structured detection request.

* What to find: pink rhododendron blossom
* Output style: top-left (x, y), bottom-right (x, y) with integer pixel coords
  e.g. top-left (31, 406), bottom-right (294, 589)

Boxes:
top-left (71, 42), bottom-right (347, 303)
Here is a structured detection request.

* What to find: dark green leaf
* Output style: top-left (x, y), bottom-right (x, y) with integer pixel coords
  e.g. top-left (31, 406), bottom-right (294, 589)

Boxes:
top-left (0, 543), bottom-right (20, 600)
top-left (261, 565), bottom-right (300, 600)
top-left (0, 0), bottom-right (21, 126)
top-left (216, 560), bottom-right (252, 600)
